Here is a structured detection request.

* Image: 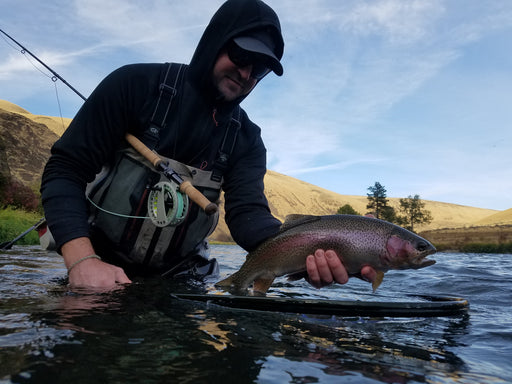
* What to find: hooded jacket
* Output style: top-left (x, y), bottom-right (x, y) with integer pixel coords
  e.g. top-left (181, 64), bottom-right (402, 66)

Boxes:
top-left (41, 0), bottom-right (283, 260)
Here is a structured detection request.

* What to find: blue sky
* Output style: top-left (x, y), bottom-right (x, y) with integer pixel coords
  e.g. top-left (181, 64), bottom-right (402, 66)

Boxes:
top-left (1, 0), bottom-right (511, 211)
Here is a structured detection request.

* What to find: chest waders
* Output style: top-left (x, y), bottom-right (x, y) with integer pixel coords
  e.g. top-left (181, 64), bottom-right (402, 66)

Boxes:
top-left (86, 63), bottom-right (241, 277)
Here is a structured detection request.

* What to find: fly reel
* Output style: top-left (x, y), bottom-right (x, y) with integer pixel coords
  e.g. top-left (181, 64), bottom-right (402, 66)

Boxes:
top-left (147, 181), bottom-right (189, 227)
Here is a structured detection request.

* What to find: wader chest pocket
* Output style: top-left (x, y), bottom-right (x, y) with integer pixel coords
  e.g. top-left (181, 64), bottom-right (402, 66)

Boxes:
top-left (87, 151), bottom-right (160, 248)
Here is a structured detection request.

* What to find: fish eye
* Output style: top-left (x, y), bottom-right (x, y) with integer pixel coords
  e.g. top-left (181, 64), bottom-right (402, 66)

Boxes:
top-left (417, 241), bottom-right (428, 252)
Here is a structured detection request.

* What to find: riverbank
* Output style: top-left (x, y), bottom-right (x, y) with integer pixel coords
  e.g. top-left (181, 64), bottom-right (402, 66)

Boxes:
top-left (0, 208), bottom-right (41, 246)
top-left (419, 225), bottom-right (512, 253)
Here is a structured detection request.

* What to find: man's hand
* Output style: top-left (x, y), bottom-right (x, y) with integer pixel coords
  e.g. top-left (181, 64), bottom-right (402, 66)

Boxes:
top-left (68, 257), bottom-right (132, 289)
top-left (306, 249), bottom-right (377, 289)
top-left (62, 237), bottom-right (132, 289)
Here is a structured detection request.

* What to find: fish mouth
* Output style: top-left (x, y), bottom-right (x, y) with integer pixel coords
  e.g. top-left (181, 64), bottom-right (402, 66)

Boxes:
top-left (386, 236), bottom-right (437, 269)
top-left (412, 247), bottom-right (437, 269)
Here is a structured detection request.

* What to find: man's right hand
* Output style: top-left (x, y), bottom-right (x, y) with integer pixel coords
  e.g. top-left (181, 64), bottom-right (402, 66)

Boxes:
top-left (306, 249), bottom-right (377, 289)
top-left (62, 237), bottom-right (132, 289)
top-left (68, 257), bottom-right (132, 288)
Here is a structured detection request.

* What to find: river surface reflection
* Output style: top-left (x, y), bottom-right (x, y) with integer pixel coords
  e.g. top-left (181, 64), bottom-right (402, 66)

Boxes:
top-left (1, 245), bottom-right (510, 383)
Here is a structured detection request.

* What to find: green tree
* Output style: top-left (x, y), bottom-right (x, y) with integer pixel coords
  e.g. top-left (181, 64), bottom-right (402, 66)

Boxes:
top-left (366, 182), bottom-right (389, 219)
top-left (337, 204), bottom-right (360, 215)
top-left (397, 194), bottom-right (433, 232)
top-left (380, 205), bottom-right (398, 223)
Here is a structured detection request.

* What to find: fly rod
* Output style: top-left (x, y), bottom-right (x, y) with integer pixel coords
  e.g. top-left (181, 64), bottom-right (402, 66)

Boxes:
top-left (0, 27), bottom-right (87, 101)
top-left (0, 218), bottom-right (46, 250)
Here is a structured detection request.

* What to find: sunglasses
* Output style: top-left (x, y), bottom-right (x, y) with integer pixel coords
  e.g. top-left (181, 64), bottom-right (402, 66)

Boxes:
top-left (226, 41), bottom-right (271, 80)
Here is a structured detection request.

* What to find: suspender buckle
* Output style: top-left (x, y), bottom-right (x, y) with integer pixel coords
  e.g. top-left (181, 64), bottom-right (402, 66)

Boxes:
top-left (159, 83), bottom-right (177, 97)
top-left (210, 106), bottom-right (242, 183)
top-left (231, 117), bottom-right (241, 131)
top-left (211, 152), bottom-right (229, 182)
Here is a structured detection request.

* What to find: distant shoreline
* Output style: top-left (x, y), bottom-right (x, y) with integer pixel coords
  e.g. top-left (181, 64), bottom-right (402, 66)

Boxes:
top-left (419, 224), bottom-right (512, 253)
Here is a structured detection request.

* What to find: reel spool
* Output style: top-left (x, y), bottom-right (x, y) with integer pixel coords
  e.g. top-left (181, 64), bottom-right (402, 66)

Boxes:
top-left (147, 181), bottom-right (189, 227)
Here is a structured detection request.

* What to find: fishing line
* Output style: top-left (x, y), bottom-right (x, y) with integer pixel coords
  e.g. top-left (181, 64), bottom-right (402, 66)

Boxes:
top-left (86, 180), bottom-right (189, 227)
top-left (86, 196), bottom-right (149, 220)
top-left (0, 27), bottom-right (86, 134)
top-left (12, 46), bottom-right (66, 127)
top-left (53, 81), bottom-right (66, 129)
top-left (0, 29), bottom-right (22, 51)
top-left (0, 27), bottom-right (87, 101)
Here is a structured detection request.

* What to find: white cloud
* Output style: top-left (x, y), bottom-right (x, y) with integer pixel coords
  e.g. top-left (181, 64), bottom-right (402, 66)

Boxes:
top-left (339, 0), bottom-right (445, 43)
top-left (73, 0), bottom-right (221, 62)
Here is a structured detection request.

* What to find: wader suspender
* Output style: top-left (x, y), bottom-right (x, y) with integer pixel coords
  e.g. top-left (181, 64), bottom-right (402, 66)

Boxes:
top-left (143, 63), bottom-right (185, 150)
top-left (142, 62), bottom-right (242, 183)
top-left (211, 106), bottom-right (241, 182)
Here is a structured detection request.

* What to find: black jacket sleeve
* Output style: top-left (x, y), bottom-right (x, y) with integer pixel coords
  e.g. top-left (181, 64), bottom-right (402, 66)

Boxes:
top-left (222, 113), bottom-right (282, 252)
top-left (40, 64), bottom-right (157, 249)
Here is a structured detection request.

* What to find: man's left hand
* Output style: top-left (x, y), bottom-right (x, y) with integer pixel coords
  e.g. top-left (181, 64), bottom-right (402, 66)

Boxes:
top-left (306, 249), bottom-right (377, 289)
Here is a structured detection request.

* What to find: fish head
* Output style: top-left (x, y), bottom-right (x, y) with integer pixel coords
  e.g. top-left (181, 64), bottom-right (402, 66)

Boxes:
top-left (384, 232), bottom-right (436, 270)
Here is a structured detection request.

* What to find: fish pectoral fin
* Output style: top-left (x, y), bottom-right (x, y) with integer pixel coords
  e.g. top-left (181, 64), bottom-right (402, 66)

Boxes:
top-left (215, 276), bottom-right (233, 288)
top-left (372, 271), bottom-right (385, 292)
top-left (253, 276), bottom-right (275, 295)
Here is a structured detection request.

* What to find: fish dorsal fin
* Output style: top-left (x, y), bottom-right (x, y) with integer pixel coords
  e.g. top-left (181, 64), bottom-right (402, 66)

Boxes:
top-left (280, 214), bottom-right (320, 232)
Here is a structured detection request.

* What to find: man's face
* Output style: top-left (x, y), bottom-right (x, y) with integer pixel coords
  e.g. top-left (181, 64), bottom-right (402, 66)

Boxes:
top-left (212, 51), bottom-right (258, 102)
top-left (212, 45), bottom-right (267, 102)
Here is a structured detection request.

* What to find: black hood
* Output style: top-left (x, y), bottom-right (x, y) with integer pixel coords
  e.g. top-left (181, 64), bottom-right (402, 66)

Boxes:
top-left (187, 0), bottom-right (284, 107)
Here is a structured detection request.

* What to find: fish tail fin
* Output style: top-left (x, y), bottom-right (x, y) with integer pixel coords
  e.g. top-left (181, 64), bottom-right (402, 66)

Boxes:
top-left (372, 271), bottom-right (385, 292)
top-left (215, 275), bottom-right (234, 289)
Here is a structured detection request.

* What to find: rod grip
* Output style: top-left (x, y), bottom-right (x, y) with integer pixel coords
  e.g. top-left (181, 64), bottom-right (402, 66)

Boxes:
top-left (125, 133), bottom-right (162, 167)
top-left (180, 181), bottom-right (218, 215)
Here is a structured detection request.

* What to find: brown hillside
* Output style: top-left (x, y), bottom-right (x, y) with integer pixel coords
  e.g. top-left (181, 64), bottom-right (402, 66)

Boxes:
top-left (0, 100), bottom-right (71, 137)
top-left (0, 107), bottom-right (60, 185)
top-left (264, 171), bottom-right (497, 231)
top-left (210, 170), bottom-right (499, 243)
top-left (473, 208), bottom-right (512, 226)
top-left (0, 100), bottom-right (508, 246)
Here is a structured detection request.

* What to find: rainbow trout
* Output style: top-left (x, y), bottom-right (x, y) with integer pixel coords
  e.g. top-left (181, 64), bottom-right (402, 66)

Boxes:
top-left (216, 214), bottom-right (436, 294)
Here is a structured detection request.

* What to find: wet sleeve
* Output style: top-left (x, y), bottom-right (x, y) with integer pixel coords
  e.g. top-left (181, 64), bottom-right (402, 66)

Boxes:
top-left (222, 120), bottom-right (281, 252)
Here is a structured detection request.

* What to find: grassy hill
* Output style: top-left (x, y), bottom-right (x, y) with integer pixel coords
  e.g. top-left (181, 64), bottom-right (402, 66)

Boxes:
top-left (0, 100), bottom-right (70, 136)
top-left (211, 170), bottom-right (502, 244)
top-left (473, 208), bottom-right (512, 226)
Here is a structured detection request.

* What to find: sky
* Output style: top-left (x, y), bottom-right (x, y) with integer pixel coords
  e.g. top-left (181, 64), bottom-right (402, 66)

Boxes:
top-left (1, 0), bottom-right (511, 211)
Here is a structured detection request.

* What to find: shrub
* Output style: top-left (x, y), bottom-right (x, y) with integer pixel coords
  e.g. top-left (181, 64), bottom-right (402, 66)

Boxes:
top-left (0, 175), bottom-right (40, 212)
top-left (337, 204), bottom-right (361, 215)
top-left (461, 243), bottom-right (512, 254)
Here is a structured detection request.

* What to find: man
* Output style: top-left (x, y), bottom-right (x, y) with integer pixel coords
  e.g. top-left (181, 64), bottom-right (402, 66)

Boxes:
top-left (41, 0), bottom-right (376, 289)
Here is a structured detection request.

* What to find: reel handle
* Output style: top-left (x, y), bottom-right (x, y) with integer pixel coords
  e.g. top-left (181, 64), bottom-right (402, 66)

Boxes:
top-left (125, 133), bottom-right (218, 215)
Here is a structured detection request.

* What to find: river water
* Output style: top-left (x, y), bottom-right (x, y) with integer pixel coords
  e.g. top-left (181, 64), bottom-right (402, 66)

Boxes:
top-left (0, 245), bottom-right (511, 384)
